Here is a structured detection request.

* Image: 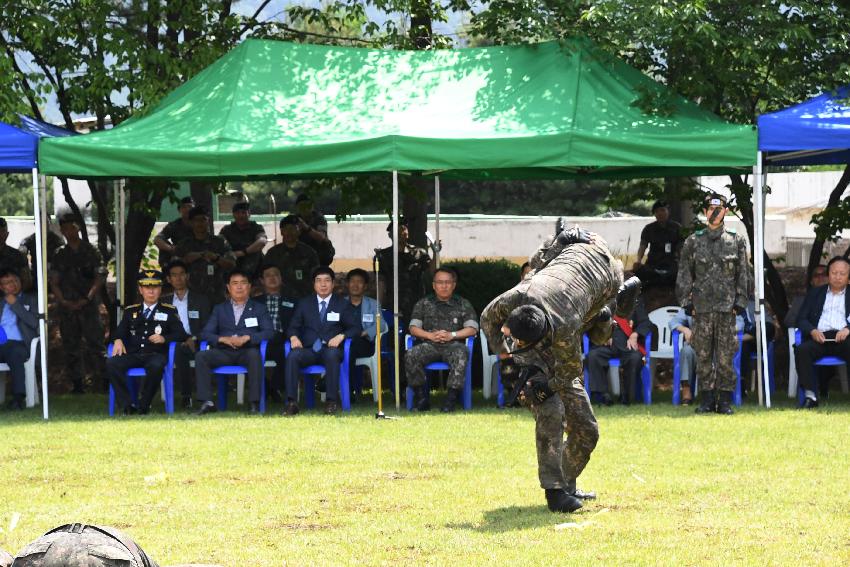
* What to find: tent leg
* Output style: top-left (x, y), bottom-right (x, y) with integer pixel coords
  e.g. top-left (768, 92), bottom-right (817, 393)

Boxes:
top-left (753, 152), bottom-right (770, 408)
top-left (114, 180), bottom-right (125, 322)
top-left (32, 169), bottom-right (49, 420)
top-left (392, 171), bottom-right (400, 411)
top-left (434, 176), bottom-right (441, 269)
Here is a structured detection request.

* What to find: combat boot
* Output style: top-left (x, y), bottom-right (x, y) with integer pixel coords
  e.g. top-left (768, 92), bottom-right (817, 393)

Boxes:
top-left (715, 390), bottom-right (734, 415)
top-left (615, 276), bottom-right (642, 317)
top-left (412, 386), bottom-right (430, 411)
top-left (545, 489), bottom-right (583, 513)
top-left (695, 390), bottom-right (716, 414)
top-left (441, 388), bottom-right (461, 413)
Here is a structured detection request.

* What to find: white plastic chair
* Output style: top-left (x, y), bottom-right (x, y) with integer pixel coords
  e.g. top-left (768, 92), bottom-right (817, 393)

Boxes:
top-left (480, 330), bottom-right (501, 400)
top-left (647, 306), bottom-right (682, 382)
top-left (0, 337), bottom-right (40, 407)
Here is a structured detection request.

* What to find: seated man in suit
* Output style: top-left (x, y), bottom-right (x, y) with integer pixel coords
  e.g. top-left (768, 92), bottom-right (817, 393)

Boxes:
top-left (406, 267), bottom-right (479, 413)
top-left (255, 264), bottom-right (297, 402)
top-left (345, 268), bottom-right (380, 400)
top-left (284, 266), bottom-right (360, 415)
top-left (195, 269), bottom-right (275, 415)
top-left (163, 260), bottom-right (212, 410)
top-left (794, 256), bottom-right (850, 409)
top-left (586, 298), bottom-right (651, 406)
top-left (107, 270), bottom-right (187, 414)
top-left (0, 269), bottom-right (38, 410)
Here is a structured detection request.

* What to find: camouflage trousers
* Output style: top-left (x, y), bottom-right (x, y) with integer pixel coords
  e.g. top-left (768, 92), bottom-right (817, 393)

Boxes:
top-left (58, 303), bottom-right (106, 390)
top-left (405, 341), bottom-right (468, 390)
top-left (530, 376), bottom-right (599, 492)
top-left (692, 311), bottom-right (737, 392)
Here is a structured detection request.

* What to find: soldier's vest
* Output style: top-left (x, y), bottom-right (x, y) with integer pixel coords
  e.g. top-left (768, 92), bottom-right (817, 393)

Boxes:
top-left (12, 523), bottom-right (158, 567)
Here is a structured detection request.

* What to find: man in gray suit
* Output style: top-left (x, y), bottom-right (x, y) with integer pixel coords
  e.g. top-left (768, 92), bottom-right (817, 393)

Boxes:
top-left (0, 268), bottom-right (38, 410)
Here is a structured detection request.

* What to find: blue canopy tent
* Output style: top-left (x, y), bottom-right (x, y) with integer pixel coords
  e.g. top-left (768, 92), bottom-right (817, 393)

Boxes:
top-left (0, 117), bottom-right (75, 419)
top-left (752, 86), bottom-right (850, 408)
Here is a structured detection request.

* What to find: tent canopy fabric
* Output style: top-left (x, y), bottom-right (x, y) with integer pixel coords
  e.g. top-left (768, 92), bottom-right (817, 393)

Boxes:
top-left (0, 117), bottom-right (75, 173)
top-left (40, 38), bottom-right (756, 180)
top-left (758, 86), bottom-right (850, 167)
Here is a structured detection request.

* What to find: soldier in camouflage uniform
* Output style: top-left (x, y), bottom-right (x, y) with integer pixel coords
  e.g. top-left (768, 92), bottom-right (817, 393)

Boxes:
top-left (480, 227), bottom-right (640, 513)
top-left (153, 196), bottom-right (194, 269)
top-left (406, 268), bottom-right (478, 412)
top-left (50, 214), bottom-right (107, 393)
top-left (11, 523), bottom-right (159, 566)
top-left (376, 218), bottom-right (434, 322)
top-left (264, 215), bottom-right (320, 298)
top-left (677, 194), bottom-right (749, 415)
top-left (219, 201), bottom-right (267, 279)
top-left (0, 218), bottom-right (31, 291)
top-left (173, 206), bottom-right (236, 304)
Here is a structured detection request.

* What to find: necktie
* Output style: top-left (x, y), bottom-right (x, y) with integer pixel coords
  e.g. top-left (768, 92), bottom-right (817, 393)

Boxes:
top-left (143, 307), bottom-right (152, 320)
top-left (319, 300), bottom-right (327, 321)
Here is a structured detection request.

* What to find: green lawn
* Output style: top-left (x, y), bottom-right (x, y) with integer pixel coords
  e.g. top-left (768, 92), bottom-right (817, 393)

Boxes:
top-left (1, 393), bottom-right (849, 566)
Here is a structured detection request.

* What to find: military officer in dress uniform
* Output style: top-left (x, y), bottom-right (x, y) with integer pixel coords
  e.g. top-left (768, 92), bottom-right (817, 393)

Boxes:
top-left (106, 270), bottom-right (188, 415)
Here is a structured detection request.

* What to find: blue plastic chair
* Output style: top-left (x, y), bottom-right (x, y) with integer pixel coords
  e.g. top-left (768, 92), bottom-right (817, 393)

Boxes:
top-left (672, 330), bottom-right (743, 406)
top-left (107, 342), bottom-right (177, 416)
top-left (199, 340), bottom-right (268, 413)
top-left (404, 335), bottom-right (475, 410)
top-left (284, 339), bottom-right (353, 411)
top-left (582, 333), bottom-right (652, 404)
top-left (793, 329), bottom-right (847, 406)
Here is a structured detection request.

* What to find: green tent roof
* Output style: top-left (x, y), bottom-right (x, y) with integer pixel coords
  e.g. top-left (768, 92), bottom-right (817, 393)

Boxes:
top-left (39, 38), bottom-right (756, 180)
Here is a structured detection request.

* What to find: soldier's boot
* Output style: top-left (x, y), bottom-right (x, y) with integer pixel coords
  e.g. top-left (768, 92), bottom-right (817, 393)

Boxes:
top-left (715, 390), bottom-right (735, 415)
top-left (545, 489), bottom-right (583, 513)
top-left (441, 388), bottom-right (462, 413)
top-left (695, 390), bottom-right (716, 414)
top-left (615, 276), bottom-right (642, 317)
top-left (412, 386), bottom-right (430, 412)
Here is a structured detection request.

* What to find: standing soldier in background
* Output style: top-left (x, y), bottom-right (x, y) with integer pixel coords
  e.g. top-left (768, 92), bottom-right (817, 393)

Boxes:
top-left (20, 218), bottom-right (63, 291)
top-left (264, 215), bottom-right (320, 299)
top-left (677, 194), bottom-right (749, 415)
top-left (377, 218), bottom-right (435, 322)
top-left (173, 206), bottom-right (236, 304)
top-left (219, 201), bottom-right (267, 280)
top-left (293, 194), bottom-right (335, 266)
top-left (0, 217), bottom-right (32, 290)
top-left (50, 214), bottom-right (107, 394)
top-left (153, 196), bottom-right (195, 269)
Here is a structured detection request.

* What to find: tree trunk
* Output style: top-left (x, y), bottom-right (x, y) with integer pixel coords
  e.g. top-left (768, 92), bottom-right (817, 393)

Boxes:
top-left (59, 177), bottom-right (89, 242)
top-left (806, 163), bottom-right (850, 281)
top-left (403, 179), bottom-right (429, 248)
top-left (122, 181), bottom-right (169, 302)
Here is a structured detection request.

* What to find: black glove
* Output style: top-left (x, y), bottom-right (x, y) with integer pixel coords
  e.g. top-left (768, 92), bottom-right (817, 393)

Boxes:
top-left (526, 374), bottom-right (555, 403)
top-left (555, 226), bottom-right (593, 247)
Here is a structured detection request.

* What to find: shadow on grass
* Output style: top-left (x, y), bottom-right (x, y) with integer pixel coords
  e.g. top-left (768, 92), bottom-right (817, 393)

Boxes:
top-left (446, 504), bottom-right (581, 533)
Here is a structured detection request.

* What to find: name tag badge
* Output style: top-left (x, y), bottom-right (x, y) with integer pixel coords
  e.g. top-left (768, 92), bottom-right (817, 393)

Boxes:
top-left (188, 310), bottom-right (199, 319)
top-left (154, 312), bottom-right (168, 321)
top-left (244, 317), bottom-right (259, 328)
top-left (207, 264), bottom-right (215, 276)
top-left (362, 313), bottom-right (374, 323)
top-left (282, 301), bottom-right (295, 308)
top-left (665, 242), bottom-right (672, 253)
top-left (24, 305), bottom-right (30, 311)
top-left (327, 312), bottom-right (340, 322)
top-left (295, 269), bottom-right (303, 280)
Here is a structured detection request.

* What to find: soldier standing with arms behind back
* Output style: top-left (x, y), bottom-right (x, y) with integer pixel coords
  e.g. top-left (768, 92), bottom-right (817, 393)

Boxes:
top-left (677, 194), bottom-right (749, 415)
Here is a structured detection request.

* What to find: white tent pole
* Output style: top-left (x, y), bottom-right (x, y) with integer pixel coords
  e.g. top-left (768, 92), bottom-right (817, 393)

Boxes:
top-left (32, 169), bottom-right (49, 419)
top-left (392, 171), bottom-right (400, 410)
top-left (434, 176), bottom-right (441, 268)
top-left (115, 180), bottom-right (125, 323)
top-left (753, 152), bottom-right (770, 408)
top-left (757, 153), bottom-right (771, 408)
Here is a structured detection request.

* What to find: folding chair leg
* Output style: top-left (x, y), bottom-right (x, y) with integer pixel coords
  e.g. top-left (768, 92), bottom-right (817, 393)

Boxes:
top-left (237, 374), bottom-right (245, 405)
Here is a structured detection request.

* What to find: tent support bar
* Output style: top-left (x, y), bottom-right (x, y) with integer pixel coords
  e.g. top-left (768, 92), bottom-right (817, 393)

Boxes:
top-left (434, 176), bottom-right (441, 269)
top-left (765, 148), bottom-right (845, 163)
top-left (32, 169), bottom-right (49, 420)
top-left (392, 171), bottom-right (400, 411)
top-left (753, 152), bottom-right (771, 408)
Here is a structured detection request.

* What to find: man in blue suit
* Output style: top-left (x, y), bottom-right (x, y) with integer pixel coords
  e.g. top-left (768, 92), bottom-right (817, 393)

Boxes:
top-left (195, 269), bottom-right (275, 415)
top-left (0, 268), bottom-right (38, 410)
top-left (795, 256), bottom-right (850, 409)
top-left (284, 266), bottom-right (360, 415)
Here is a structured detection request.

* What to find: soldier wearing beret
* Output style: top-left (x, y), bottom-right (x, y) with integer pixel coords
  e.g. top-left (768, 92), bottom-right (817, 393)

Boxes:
top-left (107, 270), bottom-right (188, 415)
top-left (677, 193), bottom-right (749, 415)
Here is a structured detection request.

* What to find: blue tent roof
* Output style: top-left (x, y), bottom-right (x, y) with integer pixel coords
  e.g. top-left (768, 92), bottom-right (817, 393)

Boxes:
top-left (758, 86), bottom-right (850, 166)
top-left (0, 116), bottom-right (75, 173)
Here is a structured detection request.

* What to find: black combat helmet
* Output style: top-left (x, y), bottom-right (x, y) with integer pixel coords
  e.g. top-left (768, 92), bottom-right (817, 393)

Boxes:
top-left (12, 524), bottom-right (158, 567)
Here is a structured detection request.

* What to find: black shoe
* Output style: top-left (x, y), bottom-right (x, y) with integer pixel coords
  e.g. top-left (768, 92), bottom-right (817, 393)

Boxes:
top-left (545, 489), bottom-right (583, 513)
top-left (618, 393), bottom-right (631, 406)
top-left (615, 276), bottom-right (642, 317)
top-left (122, 405), bottom-right (139, 416)
top-left (715, 391), bottom-right (734, 415)
top-left (6, 396), bottom-right (25, 411)
top-left (325, 400), bottom-right (339, 415)
top-left (594, 393), bottom-right (613, 407)
top-left (138, 406), bottom-right (151, 415)
top-left (801, 397), bottom-right (819, 410)
top-left (695, 390), bottom-right (716, 414)
top-left (195, 401), bottom-right (217, 416)
top-left (571, 488), bottom-right (597, 500)
top-left (249, 402), bottom-right (260, 414)
top-left (283, 401), bottom-right (299, 416)
top-left (182, 396), bottom-right (193, 410)
top-left (441, 388), bottom-right (461, 413)
top-left (412, 386), bottom-right (430, 412)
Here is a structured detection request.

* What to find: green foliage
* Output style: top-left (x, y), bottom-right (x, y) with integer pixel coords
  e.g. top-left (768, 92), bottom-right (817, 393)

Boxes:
top-left (0, 174), bottom-right (34, 217)
top-left (442, 257), bottom-right (520, 315)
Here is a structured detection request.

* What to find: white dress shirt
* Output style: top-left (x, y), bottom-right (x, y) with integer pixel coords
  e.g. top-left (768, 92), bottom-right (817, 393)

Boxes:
top-left (171, 291), bottom-right (191, 334)
top-left (817, 287), bottom-right (848, 332)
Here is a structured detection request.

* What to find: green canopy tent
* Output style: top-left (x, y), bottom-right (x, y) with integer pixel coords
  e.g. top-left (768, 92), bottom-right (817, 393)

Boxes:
top-left (39, 38), bottom-right (758, 411)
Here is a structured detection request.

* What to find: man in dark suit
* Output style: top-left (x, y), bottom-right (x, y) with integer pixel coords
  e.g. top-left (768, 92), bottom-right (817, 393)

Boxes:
top-left (284, 266), bottom-right (360, 415)
top-left (195, 269), bottom-right (275, 415)
top-left (107, 270), bottom-right (188, 414)
top-left (163, 259), bottom-right (212, 409)
top-left (255, 264), bottom-right (297, 401)
top-left (795, 256), bottom-right (850, 409)
top-left (0, 268), bottom-right (38, 410)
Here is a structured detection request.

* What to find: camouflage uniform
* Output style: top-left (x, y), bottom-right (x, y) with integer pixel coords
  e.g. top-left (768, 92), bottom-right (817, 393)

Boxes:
top-left (0, 244), bottom-right (32, 290)
top-left (52, 241), bottom-right (107, 391)
top-left (298, 210), bottom-right (335, 266)
top-left (12, 523), bottom-right (159, 566)
top-left (405, 294), bottom-right (478, 389)
top-left (377, 243), bottom-right (431, 322)
top-left (480, 236), bottom-right (624, 492)
top-left (154, 218), bottom-right (193, 269)
top-left (676, 225), bottom-right (748, 392)
top-left (20, 231), bottom-right (63, 290)
top-left (173, 235), bottom-right (235, 304)
top-left (264, 241), bottom-right (320, 298)
top-left (219, 220), bottom-right (267, 278)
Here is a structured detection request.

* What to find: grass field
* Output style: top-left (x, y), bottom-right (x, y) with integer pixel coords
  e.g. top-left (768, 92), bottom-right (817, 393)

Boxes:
top-left (1, 392), bottom-right (849, 566)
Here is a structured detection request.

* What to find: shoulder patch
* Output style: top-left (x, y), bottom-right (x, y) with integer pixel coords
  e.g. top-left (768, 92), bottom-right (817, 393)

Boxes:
top-left (160, 303), bottom-right (175, 309)
top-left (126, 303), bottom-right (140, 309)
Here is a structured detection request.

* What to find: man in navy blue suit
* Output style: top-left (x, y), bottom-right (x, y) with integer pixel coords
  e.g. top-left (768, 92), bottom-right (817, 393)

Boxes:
top-left (795, 256), bottom-right (850, 409)
top-left (194, 269), bottom-right (274, 415)
top-left (284, 266), bottom-right (360, 415)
